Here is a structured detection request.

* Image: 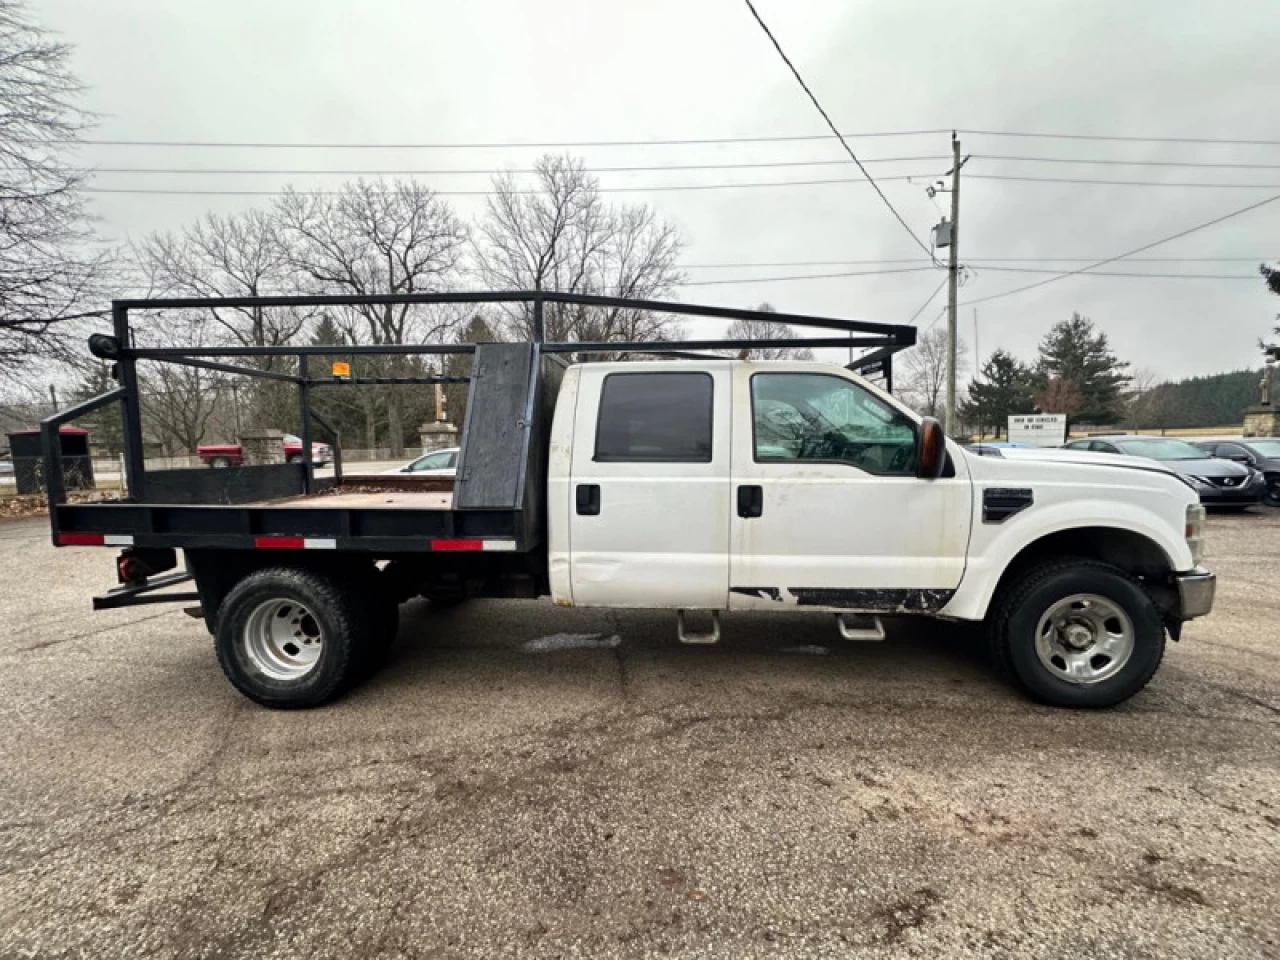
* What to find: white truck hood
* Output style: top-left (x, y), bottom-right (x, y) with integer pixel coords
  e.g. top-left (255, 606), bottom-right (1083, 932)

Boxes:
top-left (985, 447), bottom-right (1169, 474)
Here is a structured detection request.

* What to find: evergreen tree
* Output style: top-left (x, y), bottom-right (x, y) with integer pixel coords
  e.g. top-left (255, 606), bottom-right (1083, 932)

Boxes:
top-left (1036, 313), bottom-right (1130, 424)
top-left (71, 364), bottom-right (124, 455)
top-left (444, 314), bottom-right (497, 430)
top-left (960, 349), bottom-right (1036, 437)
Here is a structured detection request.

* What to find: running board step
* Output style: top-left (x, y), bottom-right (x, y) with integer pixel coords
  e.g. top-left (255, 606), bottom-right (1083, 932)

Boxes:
top-left (677, 610), bottom-right (721, 645)
top-left (835, 614), bottom-right (886, 642)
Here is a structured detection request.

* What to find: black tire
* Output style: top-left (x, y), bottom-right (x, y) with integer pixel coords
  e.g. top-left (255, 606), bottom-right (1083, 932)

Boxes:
top-left (210, 456), bottom-right (232, 469)
top-left (1264, 479), bottom-right (1280, 508)
top-left (287, 453), bottom-right (302, 464)
top-left (988, 559), bottom-right (1165, 709)
top-left (214, 567), bottom-right (364, 709)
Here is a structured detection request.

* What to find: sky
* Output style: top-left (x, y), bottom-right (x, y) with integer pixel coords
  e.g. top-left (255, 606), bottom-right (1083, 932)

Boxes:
top-left (36, 0), bottom-right (1280, 382)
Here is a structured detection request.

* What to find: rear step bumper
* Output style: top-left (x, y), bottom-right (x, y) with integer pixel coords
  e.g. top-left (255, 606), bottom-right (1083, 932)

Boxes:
top-left (92, 570), bottom-right (199, 610)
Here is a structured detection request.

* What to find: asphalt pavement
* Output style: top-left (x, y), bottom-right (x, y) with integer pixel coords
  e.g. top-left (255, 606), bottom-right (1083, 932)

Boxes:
top-left (0, 511), bottom-right (1277, 959)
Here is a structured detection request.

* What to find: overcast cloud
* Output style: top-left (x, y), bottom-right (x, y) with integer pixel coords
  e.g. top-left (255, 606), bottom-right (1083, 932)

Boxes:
top-left (38, 0), bottom-right (1280, 379)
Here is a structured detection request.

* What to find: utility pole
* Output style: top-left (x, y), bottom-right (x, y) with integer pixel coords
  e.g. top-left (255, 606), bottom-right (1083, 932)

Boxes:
top-left (945, 133), bottom-right (961, 435)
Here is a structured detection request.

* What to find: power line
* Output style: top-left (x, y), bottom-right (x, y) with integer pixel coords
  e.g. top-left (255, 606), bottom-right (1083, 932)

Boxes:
top-left (68, 130), bottom-right (952, 150)
top-left (967, 173), bottom-right (1280, 189)
top-left (960, 192), bottom-right (1280, 307)
top-left (80, 176), bottom-right (936, 198)
top-left (740, 0), bottom-right (933, 256)
top-left (683, 256), bottom-right (1275, 268)
top-left (908, 276), bottom-right (949, 324)
top-left (970, 265), bottom-right (1258, 279)
top-left (959, 129), bottom-right (1280, 146)
top-left (80, 171), bottom-right (1280, 198)
top-left (977, 154), bottom-right (1280, 171)
top-left (83, 153), bottom-right (1280, 177)
top-left (680, 266), bottom-right (938, 286)
top-left (59, 127), bottom-right (1280, 150)
top-left (86, 155), bottom-right (952, 176)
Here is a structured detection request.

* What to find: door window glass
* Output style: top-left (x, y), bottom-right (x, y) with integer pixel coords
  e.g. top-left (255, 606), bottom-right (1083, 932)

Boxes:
top-left (411, 450), bottom-right (454, 471)
top-left (595, 372), bottom-right (714, 462)
top-left (751, 373), bottom-right (916, 475)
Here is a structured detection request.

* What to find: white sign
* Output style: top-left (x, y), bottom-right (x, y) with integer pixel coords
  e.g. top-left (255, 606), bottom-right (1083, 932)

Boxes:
top-left (1008, 414), bottom-right (1067, 448)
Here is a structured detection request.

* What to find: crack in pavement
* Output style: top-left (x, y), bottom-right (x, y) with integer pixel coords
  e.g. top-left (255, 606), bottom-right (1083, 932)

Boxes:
top-left (6, 608), bottom-right (180, 655)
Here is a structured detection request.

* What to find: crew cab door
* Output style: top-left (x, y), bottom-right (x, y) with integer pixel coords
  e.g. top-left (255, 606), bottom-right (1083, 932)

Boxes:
top-left (567, 364), bottom-right (732, 608)
top-left (728, 366), bottom-right (971, 613)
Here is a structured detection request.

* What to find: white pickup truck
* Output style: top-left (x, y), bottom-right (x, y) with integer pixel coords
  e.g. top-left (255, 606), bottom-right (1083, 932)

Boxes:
top-left (51, 307), bottom-right (1215, 712)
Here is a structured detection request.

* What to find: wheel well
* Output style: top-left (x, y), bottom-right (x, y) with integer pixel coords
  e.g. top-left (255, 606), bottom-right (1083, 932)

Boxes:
top-left (187, 550), bottom-right (377, 633)
top-left (989, 526), bottom-right (1179, 620)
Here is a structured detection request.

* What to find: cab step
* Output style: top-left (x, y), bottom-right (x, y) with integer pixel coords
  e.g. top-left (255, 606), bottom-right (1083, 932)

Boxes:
top-left (835, 614), bottom-right (886, 642)
top-left (677, 609), bottom-right (721, 645)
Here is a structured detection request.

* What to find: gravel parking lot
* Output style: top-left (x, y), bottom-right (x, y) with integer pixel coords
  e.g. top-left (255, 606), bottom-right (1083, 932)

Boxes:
top-left (1, 512), bottom-right (1277, 959)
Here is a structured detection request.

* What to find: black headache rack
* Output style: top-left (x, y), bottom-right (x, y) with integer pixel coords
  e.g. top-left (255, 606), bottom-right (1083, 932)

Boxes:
top-left (42, 290), bottom-right (915, 567)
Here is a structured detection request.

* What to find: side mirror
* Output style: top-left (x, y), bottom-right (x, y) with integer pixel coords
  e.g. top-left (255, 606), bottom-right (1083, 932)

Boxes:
top-left (916, 417), bottom-right (947, 479)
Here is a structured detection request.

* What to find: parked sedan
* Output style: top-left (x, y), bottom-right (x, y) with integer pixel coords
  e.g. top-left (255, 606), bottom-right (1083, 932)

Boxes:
top-left (1062, 435), bottom-right (1265, 509)
top-left (381, 446), bottom-right (459, 476)
top-left (1193, 437), bottom-right (1280, 507)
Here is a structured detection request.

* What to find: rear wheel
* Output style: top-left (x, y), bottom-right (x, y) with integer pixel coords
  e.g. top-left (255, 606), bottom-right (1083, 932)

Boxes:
top-left (988, 560), bottom-right (1165, 708)
top-left (210, 456), bottom-right (232, 469)
top-left (287, 453), bottom-right (302, 464)
top-left (214, 567), bottom-right (366, 708)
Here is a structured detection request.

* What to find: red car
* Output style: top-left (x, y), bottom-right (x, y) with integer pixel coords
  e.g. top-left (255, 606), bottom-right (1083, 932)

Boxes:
top-left (197, 433), bottom-right (332, 468)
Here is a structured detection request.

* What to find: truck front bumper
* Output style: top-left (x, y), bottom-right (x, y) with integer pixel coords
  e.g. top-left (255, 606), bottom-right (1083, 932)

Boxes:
top-left (1175, 567), bottom-right (1216, 620)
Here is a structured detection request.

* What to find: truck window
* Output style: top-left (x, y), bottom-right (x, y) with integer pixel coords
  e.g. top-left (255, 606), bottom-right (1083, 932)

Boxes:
top-left (594, 372), bottom-right (714, 462)
top-left (751, 373), bottom-right (916, 475)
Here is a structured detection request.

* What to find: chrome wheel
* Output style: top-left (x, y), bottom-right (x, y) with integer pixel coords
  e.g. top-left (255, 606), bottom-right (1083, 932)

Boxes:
top-left (1034, 594), bottom-right (1134, 685)
top-left (243, 598), bottom-right (323, 680)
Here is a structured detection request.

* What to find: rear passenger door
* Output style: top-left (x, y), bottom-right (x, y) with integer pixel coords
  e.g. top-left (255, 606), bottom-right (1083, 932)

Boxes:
top-left (568, 365), bottom-right (731, 609)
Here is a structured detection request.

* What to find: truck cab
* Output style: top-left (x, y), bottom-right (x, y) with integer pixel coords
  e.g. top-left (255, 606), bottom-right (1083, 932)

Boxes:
top-left (548, 360), bottom-right (970, 613)
top-left (546, 358), bottom-right (1214, 707)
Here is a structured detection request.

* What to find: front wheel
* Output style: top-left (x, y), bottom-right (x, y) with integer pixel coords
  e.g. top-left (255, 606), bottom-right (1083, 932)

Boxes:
top-left (1263, 477), bottom-right (1280, 508)
top-left (214, 567), bottom-right (366, 708)
top-left (988, 560), bottom-right (1165, 708)
top-left (209, 456), bottom-right (232, 469)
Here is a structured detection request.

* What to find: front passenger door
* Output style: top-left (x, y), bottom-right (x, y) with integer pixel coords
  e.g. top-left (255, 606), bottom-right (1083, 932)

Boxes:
top-left (728, 368), bottom-right (972, 612)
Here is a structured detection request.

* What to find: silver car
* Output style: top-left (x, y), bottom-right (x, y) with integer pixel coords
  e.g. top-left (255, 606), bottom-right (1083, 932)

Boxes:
top-left (382, 446), bottom-right (459, 476)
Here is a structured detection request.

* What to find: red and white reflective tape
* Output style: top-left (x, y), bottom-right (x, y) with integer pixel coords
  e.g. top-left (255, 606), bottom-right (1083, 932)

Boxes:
top-left (430, 539), bottom-right (517, 552)
top-left (254, 537), bottom-right (337, 550)
top-left (58, 532), bottom-right (133, 547)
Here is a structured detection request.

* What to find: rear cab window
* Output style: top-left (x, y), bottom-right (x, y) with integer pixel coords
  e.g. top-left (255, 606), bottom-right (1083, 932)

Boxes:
top-left (594, 372), bottom-right (713, 462)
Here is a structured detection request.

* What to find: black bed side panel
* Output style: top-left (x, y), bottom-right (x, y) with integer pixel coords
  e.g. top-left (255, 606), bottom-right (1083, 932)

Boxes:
top-left (145, 463), bottom-right (310, 505)
top-left (453, 343), bottom-right (535, 510)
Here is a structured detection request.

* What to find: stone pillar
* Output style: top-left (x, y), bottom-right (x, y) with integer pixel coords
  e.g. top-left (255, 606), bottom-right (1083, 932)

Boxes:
top-left (239, 428), bottom-right (286, 465)
top-left (419, 420), bottom-right (459, 453)
top-left (1242, 407), bottom-right (1280, 438)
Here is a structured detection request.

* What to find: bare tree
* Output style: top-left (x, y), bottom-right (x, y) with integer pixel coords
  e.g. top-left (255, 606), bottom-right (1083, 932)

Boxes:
top-left (136, 313), bottom-right (224, 455)
top-left (277, 179), bottom-right (468, 455)
top-left (133, 209), bottom-right (307, 362)
top-left (0, 1), bottom-right (110, 367)
top-left (900, 327), bottom-right (967, 420)
top-left (1036, 376), bottom-right (1083, 419)
top-left (724, 303), bottom-right (815, 360)
top-left (474, 155), bottom-right (684, 347)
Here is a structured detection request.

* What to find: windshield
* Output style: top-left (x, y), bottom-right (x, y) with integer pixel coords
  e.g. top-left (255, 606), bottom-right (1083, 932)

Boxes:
top-left (1113, 437), bottom-right (1207, 460)
top-left (1248, 440), bottom-right (1280, 457)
